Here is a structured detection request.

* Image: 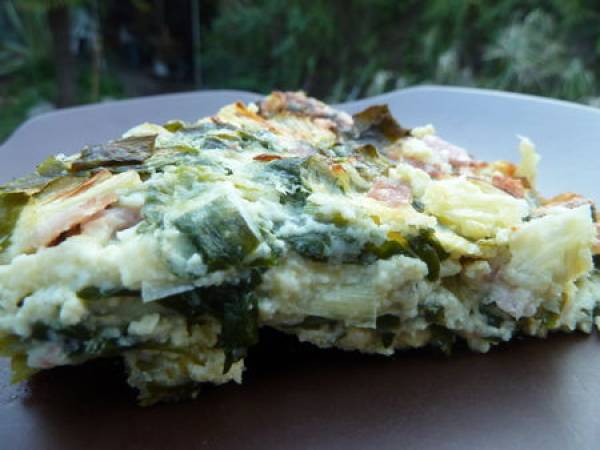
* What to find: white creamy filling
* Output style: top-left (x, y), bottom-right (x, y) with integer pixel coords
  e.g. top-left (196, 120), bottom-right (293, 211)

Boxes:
top-left (504, 205), bottom-right (594, 291)
top-left (259, 254), bottom-right (428, 327)
top-left (423, 177), bottom-right (529, 239)
top-left (0, 228), bottom-right (173, 335)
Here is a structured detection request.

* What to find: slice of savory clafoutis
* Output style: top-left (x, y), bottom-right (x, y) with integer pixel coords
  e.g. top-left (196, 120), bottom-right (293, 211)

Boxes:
top-left (0, 92), bottom-right (599, 405)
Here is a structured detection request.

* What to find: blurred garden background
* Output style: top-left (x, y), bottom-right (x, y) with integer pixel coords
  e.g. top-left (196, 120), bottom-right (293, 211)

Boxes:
top-left (1, 0), bottom-right (600, 142)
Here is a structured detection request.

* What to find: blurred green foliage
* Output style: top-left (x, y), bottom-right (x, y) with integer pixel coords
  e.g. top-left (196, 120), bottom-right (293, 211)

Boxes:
top-left (0, 0), bottom-right (123, 140)
top-left (1, 0), bottom-right (600, 142)
top-left (203, 0), bottom-right (600, 103)
top-left (0, 1), bottom-right (55, 139)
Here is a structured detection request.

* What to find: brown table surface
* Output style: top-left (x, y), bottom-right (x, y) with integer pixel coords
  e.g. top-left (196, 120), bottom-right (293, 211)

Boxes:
top-left (1, 87), bottom-right (600, 450)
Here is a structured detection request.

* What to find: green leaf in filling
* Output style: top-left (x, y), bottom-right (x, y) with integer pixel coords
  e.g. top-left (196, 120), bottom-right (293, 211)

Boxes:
top-left (160, 275), bottom-right (261, 374)
top-left (376, 314), bottom-right (401, 331)
top-left (593, 254), bottom-right (600, 270)
top-left (285, 232), bottom-right (332, 261)
top-left (265, 157), bottom-right (310, 206)
top-left (406, 229), bottom-right (449, 281)
top-left (173, 196), bottom-right (261, 272)
top-left (0, 173), bottom-right (53, 195)
top-left (429, 325), bottom-right (456, 355)
top-left (70, 135), bottom-right (155, 172)
top-left (221, 292), bottom-right (259, 374)
top-left (77, 286), bottom-right (140, 301)
top-left (36, 156), bottom-right (69, 177)
top-left (361, 240), bottom-right (408, 263)
top-left (479, 303), bottom-right (511, 328)
top-left (0, 192), bottom-right (29, 253)
top-left (299, 316), bottom-right (338, 329)
top-left (162, 120), bottom-right (185, 133)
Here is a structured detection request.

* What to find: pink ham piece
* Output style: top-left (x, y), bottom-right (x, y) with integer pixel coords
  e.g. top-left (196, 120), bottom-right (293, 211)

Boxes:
top-left (367, 179), bottom-right (412, 207)
top-left (492, 175), bottom-right (525, 198)
top-left (30, 171), bottom-right (118, 249)
top-left (423, 135), bottom-right (472, 166)
top-left (81, 207), bottom-right (142, 240)
top-left (403, 157), bottom-right (444, 179)
top-left (14, 170), bottom-right (141, 253)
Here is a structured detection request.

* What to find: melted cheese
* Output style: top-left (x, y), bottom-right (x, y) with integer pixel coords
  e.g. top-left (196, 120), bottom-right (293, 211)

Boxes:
top-left (423, 177), bottom-right (528, 239)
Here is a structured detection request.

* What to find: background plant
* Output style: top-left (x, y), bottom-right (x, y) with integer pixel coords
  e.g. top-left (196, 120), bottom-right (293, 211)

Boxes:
top-left (1, 0), bottom-right (599, 142)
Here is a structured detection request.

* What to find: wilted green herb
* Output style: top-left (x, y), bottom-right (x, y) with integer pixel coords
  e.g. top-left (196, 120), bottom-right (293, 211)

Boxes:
top-left (420, 304), bottom-right (445, 325)
top-left (361, 240), bottom-right (407, 262)
top-left (160, 274), bottom-right (261, 374)
top-left (376, 314), bottom-right (401, 330)
top-left (0, 192), bottom-right (29, 252)
top-left (173, 196), bottom-right (261, 272)
top-left (541, 311), bottom-right (561, 330)
top-left (221, 292), bottom-right (259, 373)
top-left (593, 304), bottom-right (600, 320)
top-left (70, 135), bottom-right (155, 172)
top-left (284, 226), bottom-right (448, 275)
top-left (29, 322), bottom-right (126, 359)
top-left (285, 232), bottom-right (332, 261)
top-left (162, 120), bottom-right (185, 133)
top-left (429, 325), bottom-right (455, 355)
top-left (77, 286), bottom-right (140, 301)
top-left (479, 303), bottom-right (511, 328)
top-left (381, 333), bottom-right (395, 348)
top-left (300, 315), bottom-right (338, 330)
top-left (0, 173), bottom-right (54, 194)
top-left (406, 229), bottom-right (449, 281)
top-left (36, 156), bottom-right (68, 177)
top-left (265, 157), bottom-right (310, 206)
top-left (376, 315), bottom-right (401, 349)
top-left (411, 199), bottom-right (425, 212)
